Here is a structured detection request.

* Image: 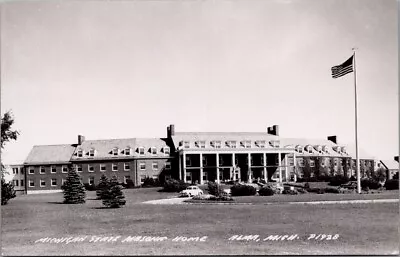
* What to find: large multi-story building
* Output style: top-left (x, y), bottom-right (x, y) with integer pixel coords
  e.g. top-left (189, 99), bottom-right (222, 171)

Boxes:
top-left (2, 164), bottom-right (26, 195)
top-left (18, 124), bottom-right (382, 194)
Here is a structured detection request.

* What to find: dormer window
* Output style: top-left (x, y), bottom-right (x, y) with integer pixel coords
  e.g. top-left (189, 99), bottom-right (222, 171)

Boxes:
top-left (77, 149), bottom-right (83, 157)
top-left (322, 145), bottom-right (329, 153)
top-left (333, 146), bottom-right (341, 153)
top-left (306, 145), bottom-right (313, 153)
top-left (226, 141), bottom-right (237, 148)
top-left (151, 147), bottom-right (157, 155)
top-left (269, 140), bottom-right (280, 148)
top-left (315, 145), bottom-right (322, 154)
top-left (296, 145), bottom-right (303, 153)
top-left (183, 141), bottom-right (190, 149)
top-left (112, 148), bottom-right (119, 156)
top-left (195, 141), bottom-right (206, 148)
top-left (211, 141), bottom-right (222, 148)
top-left (164, 147), bottom-right (170, 155)
top-left (341, 147), bottom-right (346, 154)
top-left (255, 140), bottom-right (266, 148)
top-left (125, 148), bottom-right (131, 156)
top-left (241, 141), bottom-right (251, 148)
top-left (138, 147), bottom-right (145, 155)
top-left (89, 149), bottom-right (95, 157)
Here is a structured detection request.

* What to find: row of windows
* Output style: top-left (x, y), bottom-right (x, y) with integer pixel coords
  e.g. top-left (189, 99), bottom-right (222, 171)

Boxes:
top-left (295, 145), bottom-right (347, 154)
top-left (12, 167), bottom-right (24, 175)
top-left (12, 179), bottom-right (24, 187)
top-left (180, 140), bottom-right (280, 149)
top-left (28, 176), bottom-right (133, 188)
top-left (28, 162), bottom-right (171, 174)
top-left (76, 147), bottom-right (171, 158)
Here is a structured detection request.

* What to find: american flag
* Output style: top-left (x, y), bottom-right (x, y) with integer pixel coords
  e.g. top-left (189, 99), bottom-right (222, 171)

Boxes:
top-left (331, 55), bottom-right (354, 79)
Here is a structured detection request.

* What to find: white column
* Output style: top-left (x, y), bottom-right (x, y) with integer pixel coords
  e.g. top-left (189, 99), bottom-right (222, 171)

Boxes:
top-left (199, 153), bottom-right (204, 185)
top-left (183, 152), bottom-right (187, 183)
top-left (216, 153), bottom-right (220, 184)
top-left (278, 152), bottom-right (282, 183)
top-left (248, 153), bottom-right (251, 183)
top-left (284, 154), bottom-right (289, 182)
top-left (178, 152), bottom-right (182, 180)
top-left (263, 152), bottom-right (267, 182)
top-left (232, 153), bottom-right (235, 180)
top-left (293, 153), bottom-right (297, 182)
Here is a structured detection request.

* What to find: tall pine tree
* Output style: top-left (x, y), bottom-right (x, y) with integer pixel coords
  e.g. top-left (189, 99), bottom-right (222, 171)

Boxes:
top-left (102, 176), bottom-right (126, 208)
top-left (62, 165), bottom-right (86, 204)
top-left (96, 174), bottom-right (110, 200)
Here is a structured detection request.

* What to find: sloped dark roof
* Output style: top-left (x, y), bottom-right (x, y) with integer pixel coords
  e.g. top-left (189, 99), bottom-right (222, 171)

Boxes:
top-left (24, 144), bottom-right (77, 165)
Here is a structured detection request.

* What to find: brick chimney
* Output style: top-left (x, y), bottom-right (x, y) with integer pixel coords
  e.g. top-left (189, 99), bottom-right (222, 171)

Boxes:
top-left (327, 136), bottom-right (337, 144)
top-left (394, 156), bottom-right (399, 162)
top-left (267, 125), bottom-right (279, 136)
top-left (78, 135), bottom-right (85, 145)
top-left (167, 124), bottom-right (175, 138)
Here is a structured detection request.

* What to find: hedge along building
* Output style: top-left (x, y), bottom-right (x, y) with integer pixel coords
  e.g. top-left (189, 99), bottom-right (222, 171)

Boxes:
top-left (23, 136), bottom-right (174, 194)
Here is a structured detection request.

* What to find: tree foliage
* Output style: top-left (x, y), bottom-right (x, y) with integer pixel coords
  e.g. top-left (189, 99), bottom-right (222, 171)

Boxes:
top-left (1, 111), bottom-right (19, 204)
top-left (102, 176), bottom-right (126, 208)
top-left (61, 165), bottom-right (86, 204)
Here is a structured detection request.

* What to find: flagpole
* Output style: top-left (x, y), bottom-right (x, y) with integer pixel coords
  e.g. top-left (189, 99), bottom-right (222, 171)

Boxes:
top-left (352, 47), bottom-right (361, 194)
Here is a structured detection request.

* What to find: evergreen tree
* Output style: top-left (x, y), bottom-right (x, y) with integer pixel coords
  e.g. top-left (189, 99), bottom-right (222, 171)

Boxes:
top-left (61, 165), bottom-right (86, 204)
top-left (96, 174), bottom-right (110, 200)
top-left (102, 176), bottom-right (126, 208)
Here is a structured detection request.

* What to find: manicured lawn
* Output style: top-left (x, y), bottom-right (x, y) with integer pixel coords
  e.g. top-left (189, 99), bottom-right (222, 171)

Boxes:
top-left (1, 188), bottom-right (399, 255)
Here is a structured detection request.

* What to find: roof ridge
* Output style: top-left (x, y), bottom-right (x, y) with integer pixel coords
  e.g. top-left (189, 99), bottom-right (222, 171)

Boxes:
top-left (33, 144), bottom-right (75, 147)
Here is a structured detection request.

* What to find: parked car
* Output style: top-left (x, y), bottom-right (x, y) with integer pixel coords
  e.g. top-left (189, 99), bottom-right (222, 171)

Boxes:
top-left (179, 186), bottom-right (204, 197)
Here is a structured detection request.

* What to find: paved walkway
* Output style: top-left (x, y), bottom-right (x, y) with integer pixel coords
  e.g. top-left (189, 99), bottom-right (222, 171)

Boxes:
top-left (142, 197), bottom-right (399, 205)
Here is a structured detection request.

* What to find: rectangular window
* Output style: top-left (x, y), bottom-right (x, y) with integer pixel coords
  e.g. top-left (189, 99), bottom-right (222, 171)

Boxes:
top-left (88, 177), bottom-right (95, 185)
top-left (21, 169), bottom-right (24, 175)
top-left (203, 171), bottom-right (208, 181)
top-left (309, 160), bottom-right (315, 167)
top-left (212, 141), bottom-right (221, 148)
top-left (112, 164), bottom-right (118, 171)
top-left (29, 180), bottom-right (35, 187)
top-left (151, 147), bottom-right (157, 155)
top-left (15, 180), bottom-right (19, 186)
top-left (229, 141), bottom-right (237, 148)
top-left (113, 148), bottom-right (119, 156)
top-left (51, 178), bottom-right (57, 187)
top-left (51, 166), bottom-right (56, 173)
top-left (298, 159), bottom-right (304, 167)
top-left (186, 172), bottom-right (192, 182)
top-left (100, 164), bottom-right (106, 172)
top-left (139, 147), bottom-right (145, 155)
top-left (20, 180), bottom-right (24, 187)
top-left (139, 162), bottom-right (146, 170)
top-left (39, 166), bottom-right (45, 174)
top-left (124, 163), bottom-right (130, 171)
top-left (12, 168), bottom-right (18, 174)
top-left (152, 162), bottom-right (158, 170)
top-left (164, 147), bottom-right (170, 155)
top-left (140, 175), bottom-right (146, 184)
top-left (124, 176), bottom-right (131, 184)
top-left (202, 156), bottom-right (207, 166)
top-left (76, 165), bottom-right (82, 172)
top-left (62, 179), bottom-right (66, 186)
top-left (242, 141), bottom-right (251, 148)
top-left (62, 165), bottom-right (68, 173)
top-left (152, 175), bottom-right (158, 180)
top-left (165, 162), bottom-right (171, 170)
top-left (77, 150), bottom-right (83, 157)
top-left (88, 165), bottom-right (94, 172)
top-left (196, 141), bottom-right (206, 148)
top-left (40, 179), bottom-right (46, 187)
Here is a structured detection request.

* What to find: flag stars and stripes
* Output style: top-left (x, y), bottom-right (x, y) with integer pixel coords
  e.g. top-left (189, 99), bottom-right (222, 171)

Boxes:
top-left (331, 55), bottom-right (354, 78)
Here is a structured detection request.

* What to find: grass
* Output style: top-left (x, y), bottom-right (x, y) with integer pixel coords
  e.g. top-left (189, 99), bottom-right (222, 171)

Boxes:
top-left (1, 188), bottom-right (399, 255)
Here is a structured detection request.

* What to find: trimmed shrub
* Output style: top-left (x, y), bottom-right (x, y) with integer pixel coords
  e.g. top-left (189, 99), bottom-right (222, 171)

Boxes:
top-left (83, 183), bottom-right (97, 191)
top-left (122, 179), bottom-right (135, 189)
top-left (230, 184), bottom-right (257, 196)
top-left (282, 189), bottom-right (298, 195)
top-left (258, 186), bottom-right (275, 196)
top-left (328, 175), bottom-right (349, 186)
top-left (142, 177), bottom-right (161, 187)
top-left (384, 179), bottom-right (399, 190)
top-left (163, 179), bottom-right (190, 192)
top-left (324, 187), bottom-right (340, 194)
top-left (361, 179), bottom-right (381, 190)
top-left (207, 181), bottom-right (224, 197)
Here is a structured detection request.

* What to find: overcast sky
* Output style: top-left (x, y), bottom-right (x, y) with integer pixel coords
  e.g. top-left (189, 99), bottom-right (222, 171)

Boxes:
top-left (1, 0), bottom-right (398, 164)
